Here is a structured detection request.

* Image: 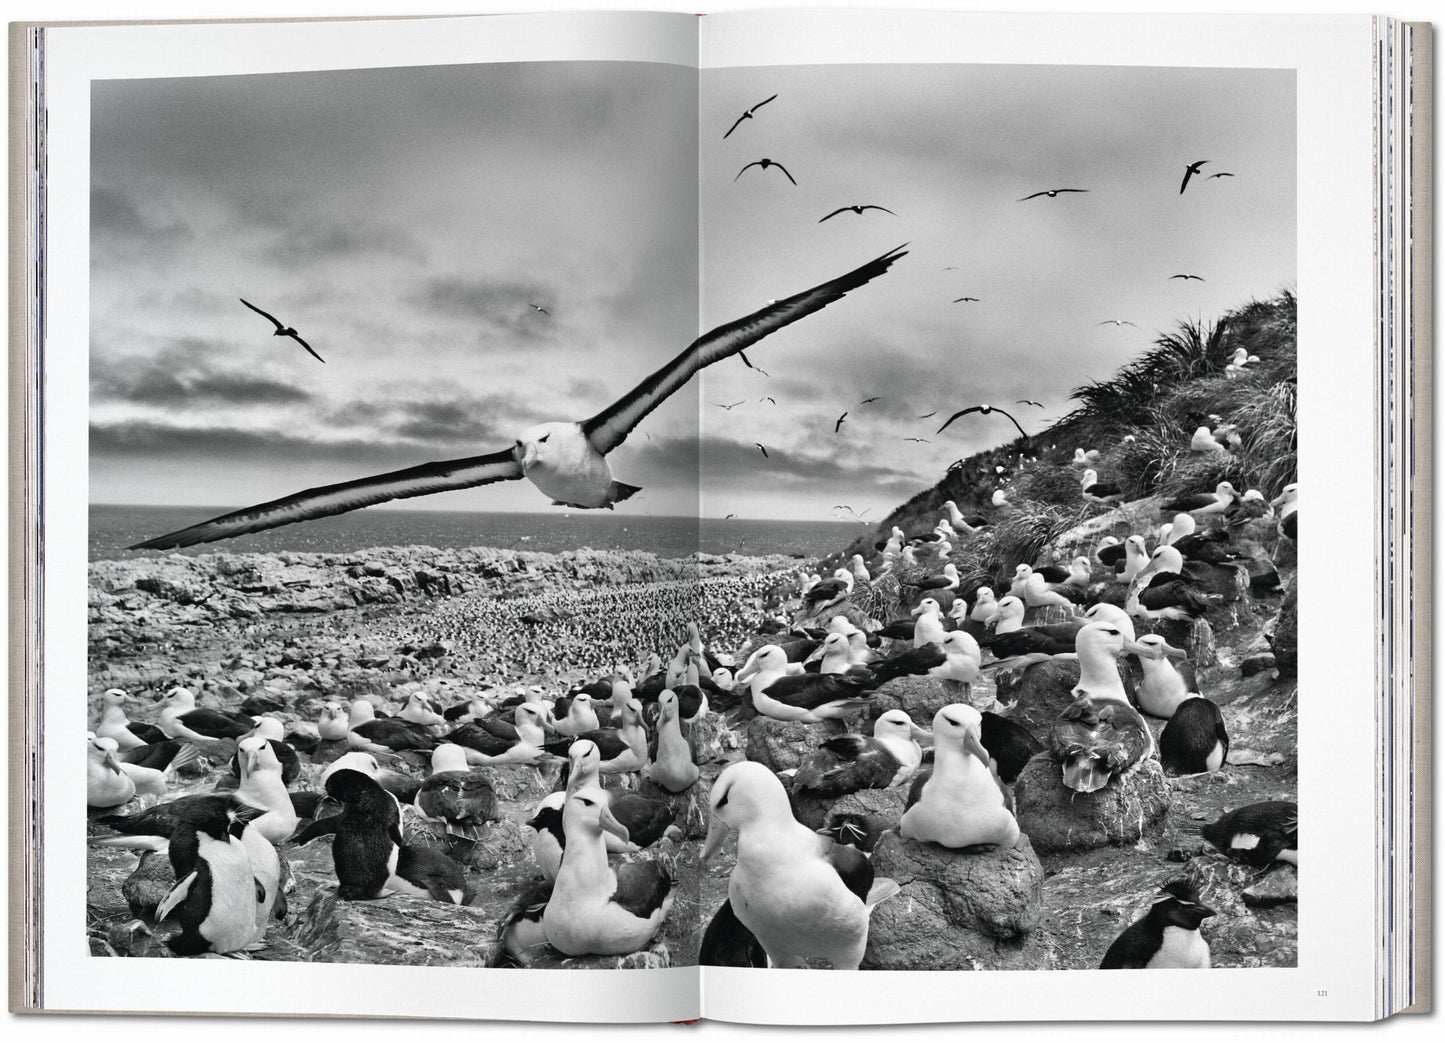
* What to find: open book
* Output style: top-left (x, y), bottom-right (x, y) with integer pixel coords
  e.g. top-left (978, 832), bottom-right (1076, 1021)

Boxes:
top-left (9, 8), bottom-right (1431, 1025)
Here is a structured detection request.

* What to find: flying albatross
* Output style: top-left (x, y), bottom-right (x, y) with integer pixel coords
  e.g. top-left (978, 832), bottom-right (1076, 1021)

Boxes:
top-left (131, 245), bottom-right (908, 550)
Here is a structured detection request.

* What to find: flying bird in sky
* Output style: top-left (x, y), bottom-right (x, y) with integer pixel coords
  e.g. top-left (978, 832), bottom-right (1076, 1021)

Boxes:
top-left (859, 396), bottom-right (881, 405)
top-left (1169, 273), bottom-right (1206, 281)
top-left (1096, 319), bottom-right (1138, 327)
top-left (1018, 188), bottom-right (1088, 201)
top-left (918, 410), bottom-right (937, 419)
top-left (1208, 172), bottom-right (1235, 180)
top-left (738, 349), bottom-right (769, 376)
top-left (715, 401), bottom-right (745, 411)
top-left (936, 403), bottom-right (1029, 441)
top-left (129, 246), bottom-right (908, 550)
top-left (239, 298), bottom-right (324, 363)
top-left (723, 94), bottom-right (777, 139)
top-left (1017, 399), bottom-right (1044, 408)
top-left (1179, 160), bottom-right (1209, 194)
top-left (818, 204), bottom-right (896, 223)
top-left (528, 303), bottom-right (551, 317)
top-left (735, 158), bottom-right (797, 185)
top-left (754, 444), bottom-right (769, 458)
top-left (725, 513), bottom-right (738, 519)
top-left (953, 296), bottom-right (980, 303)
top-left (759, 396), bottom-right (776, 405)
top-left (904, 437), bottom-right (932, 444)
top-left (834, 412), bottom-right (848, 433)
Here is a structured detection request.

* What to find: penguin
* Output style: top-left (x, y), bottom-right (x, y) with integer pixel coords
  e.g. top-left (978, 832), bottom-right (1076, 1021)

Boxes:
top-left (900, 704), bottom-right (1020, 850)
top-left (699, 897), bottom-right (768, 967)
top-left (1198, 801), bottom-right (1297, 866)
top-left (646, 689), bottom-right (700, 794)
top-left (321, 768), bottom-right (472, 904)
top-left (156, 801), bottom-right (272, 956)
top-left (702, 761), bottom-right (897, 969)
top-left (525, 793), bottom-right (568, 882)
top-left (490, 878), bottom-right (554, 967)
top-left (1159, 697), bottom-right (1230, 775)
top-left (542, 786), bottom-right (674, 956)
top-left (87, 734), bottom-right (137, 809)
top-left (1100, 878), bottom-right (1215, 969)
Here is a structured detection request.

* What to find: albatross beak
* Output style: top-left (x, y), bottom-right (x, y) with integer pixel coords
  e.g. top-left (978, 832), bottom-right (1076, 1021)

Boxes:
top-left (910, 723), bottom-right (933, 742)
top-left (963, 731), bottom-right (991, 764)
top-left (103, 751), bottom-right (123, 774)
top-left (597, 803), bottom-right (631, 845)
top-left (702, 817), bottom-right (730, 862)
top-left (1122, 639), bottom-right (1157, 658)
top-left (734, 658), bottom-right (760, 685)
top-left (1162, 643), bottom-right (1188, 659)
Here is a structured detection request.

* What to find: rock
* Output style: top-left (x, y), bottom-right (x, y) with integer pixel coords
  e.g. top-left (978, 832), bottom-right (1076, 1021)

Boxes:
top-left (1012, 757), bottom-right (1169, 853)
top-left (122, 849), bottom-right (175, 920)
top-left (1186, 561), bottom-right (1252, 631)
top-left (1139, 615), bottom-right (1215, 668)
top-left (743, 717), bottom-right (842, 773)
top-left (1022, 604), bottom-right (1075, 627)
top-left (1239, 653), bottom-right (1278, 677)
top-left (1242, 865), bottom-right (1298, 907)
top-left (865, 674), bottom-right (959, 726)
top-left (994, 659), bottom-right (1133, 738)
top-left (106, 919), bottom-right (163, 958)
top-left (861, 832), bottom-right (1045, 969)
top-left (1268, 577), bottom-right (1298, 677)
top-left (285, 889), bottom-right (496, 966)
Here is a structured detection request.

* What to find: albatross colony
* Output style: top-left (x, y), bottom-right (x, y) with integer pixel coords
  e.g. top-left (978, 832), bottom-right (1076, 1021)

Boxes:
top-left (88, 439), bottom-right (1297, 969)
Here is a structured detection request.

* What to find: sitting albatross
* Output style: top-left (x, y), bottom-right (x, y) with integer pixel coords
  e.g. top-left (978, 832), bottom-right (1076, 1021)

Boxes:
top-left (130, 246), bottom-right (908, 550)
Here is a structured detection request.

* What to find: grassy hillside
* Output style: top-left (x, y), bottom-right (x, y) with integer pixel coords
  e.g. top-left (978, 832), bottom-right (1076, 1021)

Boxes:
top-left (832, 289), bottom-right (1297, 589)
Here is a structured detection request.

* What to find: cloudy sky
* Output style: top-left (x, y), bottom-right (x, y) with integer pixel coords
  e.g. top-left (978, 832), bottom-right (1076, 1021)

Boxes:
top-left (91, 59), bottom-right (1294, 523)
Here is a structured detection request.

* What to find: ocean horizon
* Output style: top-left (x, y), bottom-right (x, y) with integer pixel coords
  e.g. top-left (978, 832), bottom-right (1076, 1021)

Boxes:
top-left (89, 504), bottom-right (867, 562)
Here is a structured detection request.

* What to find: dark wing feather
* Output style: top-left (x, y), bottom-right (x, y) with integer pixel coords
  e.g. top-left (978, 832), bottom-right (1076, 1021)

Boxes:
top-left (287, 332), bottom-right (325, 363)
top-left (761, 673), bottom-right (871, 711)
top-left (239, 298), bottom-right (283, 329)
top-left (179, 707), bottom-right (254, 739)
top-left (129, 449), bottom-right (523, 550)
top-left (610, 793), bottom-right (675, 848)
top-left (611, 860), bottom-right (673, 918)
top-left (700, 898), bottom-right (767, 967)
top-left (903, 768), bottom-right (932, 812)
top-left (936, 406), bottom-right (983, 434)
top-left (580, 246), bottom-right (907, 456)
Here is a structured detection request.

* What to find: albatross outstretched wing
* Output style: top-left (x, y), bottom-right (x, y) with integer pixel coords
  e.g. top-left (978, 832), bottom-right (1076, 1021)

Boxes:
top-left (582, 244), bottom-right (907, 455)
top-left (129, 449), bottom-right (523, 550)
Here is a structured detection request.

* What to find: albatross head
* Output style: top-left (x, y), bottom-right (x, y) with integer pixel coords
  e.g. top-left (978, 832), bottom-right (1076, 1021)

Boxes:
top-left (514, 422), bottom-right (578, 473)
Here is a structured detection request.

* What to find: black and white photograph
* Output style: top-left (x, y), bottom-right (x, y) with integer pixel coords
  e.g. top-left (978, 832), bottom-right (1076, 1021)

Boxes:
top-left (83, 53), bottom-right (1298, 974)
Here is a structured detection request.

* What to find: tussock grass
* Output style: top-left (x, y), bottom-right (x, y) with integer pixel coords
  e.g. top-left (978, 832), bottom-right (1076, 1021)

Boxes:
top-left (837, 289), bottom-right (1297, 572)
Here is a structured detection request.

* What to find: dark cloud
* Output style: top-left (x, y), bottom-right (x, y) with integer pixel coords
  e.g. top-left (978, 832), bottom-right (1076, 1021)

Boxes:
top-left (91, 186), bottom-right (190, 243)
top-left (90, 340), bottom-right (311, 407)
top-left (90, 420), bottom-right (475, 470)
top-left (324, 395), bottom-right (545, 448)
top-left (624, 434), bottom-right (925, 500)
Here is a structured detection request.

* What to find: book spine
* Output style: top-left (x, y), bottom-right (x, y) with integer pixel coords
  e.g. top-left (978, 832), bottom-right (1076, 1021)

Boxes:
top-left (7, 21), bottom-right (46, 1016)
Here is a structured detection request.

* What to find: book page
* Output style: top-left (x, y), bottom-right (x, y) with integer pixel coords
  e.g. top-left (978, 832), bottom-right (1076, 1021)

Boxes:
top-left (39, 12), bottom-right (707, 1020)
top-left (698, 8), bottom-right (1374, 1023)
